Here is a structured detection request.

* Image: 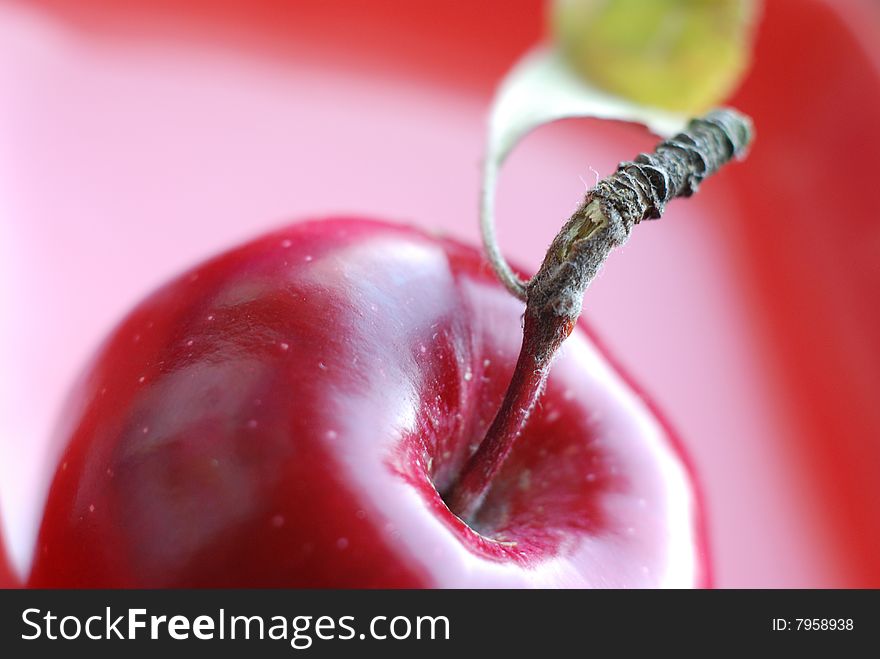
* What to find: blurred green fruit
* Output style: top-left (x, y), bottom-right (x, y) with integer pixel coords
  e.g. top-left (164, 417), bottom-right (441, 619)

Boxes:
top-left (552, 0), bottom-right (758, 112)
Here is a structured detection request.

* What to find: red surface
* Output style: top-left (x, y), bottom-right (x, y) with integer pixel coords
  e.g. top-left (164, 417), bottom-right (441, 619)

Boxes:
top-left (0, 523), bottom-right (17, 588)
top-left (1, 0), bottom-right (878, 587)
top-left (729, 0), bottom-right (880, 586)
top-left (28, 219), bottom-right (704, 587)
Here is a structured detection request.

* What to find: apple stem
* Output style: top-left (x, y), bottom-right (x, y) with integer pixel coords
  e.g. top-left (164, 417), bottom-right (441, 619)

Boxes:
top-left (445, 313), bottom-right (558, 521)
top-left (447, 108), bottom-right (753, 522)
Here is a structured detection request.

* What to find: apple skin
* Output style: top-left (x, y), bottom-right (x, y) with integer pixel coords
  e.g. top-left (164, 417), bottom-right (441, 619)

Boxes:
top-left (28, 218), bottom-right (706, 588)
top-left (1, 531), bottom-right (17, 588)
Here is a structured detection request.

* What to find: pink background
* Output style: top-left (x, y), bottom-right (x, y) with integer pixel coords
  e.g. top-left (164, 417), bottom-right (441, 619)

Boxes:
top-left (1, 0), bottom-right (878, 586)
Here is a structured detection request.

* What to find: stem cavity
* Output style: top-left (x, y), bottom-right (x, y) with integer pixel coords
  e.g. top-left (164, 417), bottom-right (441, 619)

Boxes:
top-left (449, 108), bottom-right (754, 522)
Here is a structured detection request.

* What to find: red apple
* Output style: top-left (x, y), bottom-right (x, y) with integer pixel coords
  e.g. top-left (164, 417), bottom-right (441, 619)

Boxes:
top-left (1, 523), bottom-right (18, 588)
top-left (28, 218), bottom-right (706, 587)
